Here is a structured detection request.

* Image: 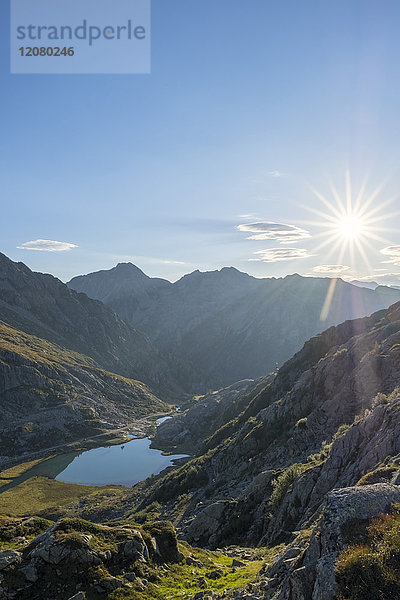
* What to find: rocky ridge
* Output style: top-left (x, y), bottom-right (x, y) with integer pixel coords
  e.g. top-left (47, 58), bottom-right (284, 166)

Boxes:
top-left (69, 263), bottom-right (400, 388)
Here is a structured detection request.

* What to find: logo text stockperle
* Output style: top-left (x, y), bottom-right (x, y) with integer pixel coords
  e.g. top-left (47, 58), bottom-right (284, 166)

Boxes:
top-left (16, 20), bottom-right (146, 46)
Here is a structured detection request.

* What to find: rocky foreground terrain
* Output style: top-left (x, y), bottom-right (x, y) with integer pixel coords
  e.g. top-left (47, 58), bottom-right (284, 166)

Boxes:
top-left (46, 300), bottom-right (400, 600)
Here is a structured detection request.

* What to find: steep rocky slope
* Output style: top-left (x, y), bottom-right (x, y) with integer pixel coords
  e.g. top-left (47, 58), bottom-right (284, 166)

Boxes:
top-left (88, 300), bottom-right (400, 599)
top-left (69, 263), bottom-right (400, 388)
top-left (163, 302), bottom-right (400, 542)
top-left (0, 321), bottom-right (168, 461)
top-left (153, 378), bottom-right (270, 453)
top-left (0, 253), bottom-right (193, 396)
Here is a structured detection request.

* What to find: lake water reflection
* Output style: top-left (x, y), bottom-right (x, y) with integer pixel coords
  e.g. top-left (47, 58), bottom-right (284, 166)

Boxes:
top-left (54, 437), bottom-right (189, 487)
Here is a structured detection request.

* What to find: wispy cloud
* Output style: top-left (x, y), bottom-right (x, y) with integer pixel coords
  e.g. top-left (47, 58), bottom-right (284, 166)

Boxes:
top-left (161, 260), bottom-right (186, 265)
top-left (237, 222), bottom-right (311, 244)
top-left (237, 213), bottom-right (257, 220)
top-left (311, 264), bottom-right (351, 275)
top-left (357, 273), bottom-right (393, 280)
top-left (250, 248), bottom-right (311, 263)
top-left (17, 239), bottom-right (77, 252)
top-left (381, 246), bottom-right (400, 266)
top-left (268, 170), bottom-right (283, 178)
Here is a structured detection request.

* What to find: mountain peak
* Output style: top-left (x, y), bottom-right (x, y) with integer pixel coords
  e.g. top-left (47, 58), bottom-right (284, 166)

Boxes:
top-left (113, 262), bottom-right (149, 279)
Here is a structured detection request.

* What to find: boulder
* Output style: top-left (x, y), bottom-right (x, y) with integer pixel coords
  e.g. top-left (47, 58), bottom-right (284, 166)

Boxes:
top-left (123, 530), bottom-right (149, 561)
top-left (0, 551), bottom-right (21, 571)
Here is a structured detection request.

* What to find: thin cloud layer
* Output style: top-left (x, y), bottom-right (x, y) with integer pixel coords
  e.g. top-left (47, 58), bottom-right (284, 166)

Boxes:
top-left (311, 265), bottom-right (351, 275)
top-left (17, 239), bottom-right (77, 252)
top-left (381, 246), bottom-right (400, 266)
top-left (161, 260), bottom-right (186, 265)
top-left (250, 248), bottom-right (311, 263)
top-left (268, 170), bottom-right (282, 178)
top-left (237, 222), bottom-right (311, 243)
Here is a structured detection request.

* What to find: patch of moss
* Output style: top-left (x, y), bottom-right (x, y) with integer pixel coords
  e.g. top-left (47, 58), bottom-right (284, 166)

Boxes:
top-left (128, 501), bottom-right (162, 524)
top-left (269, 463), bottom-right (310, 508)
top-left (356, 466), bottom-right (398, 487)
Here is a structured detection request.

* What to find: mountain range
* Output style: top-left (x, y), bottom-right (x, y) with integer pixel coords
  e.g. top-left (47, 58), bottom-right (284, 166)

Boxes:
top-left (69, 262), bottom-right (400, 388)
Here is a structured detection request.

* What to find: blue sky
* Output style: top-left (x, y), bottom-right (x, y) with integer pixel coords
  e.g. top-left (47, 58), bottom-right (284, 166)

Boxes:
top-left (2, 0), bottom-right (400, 283)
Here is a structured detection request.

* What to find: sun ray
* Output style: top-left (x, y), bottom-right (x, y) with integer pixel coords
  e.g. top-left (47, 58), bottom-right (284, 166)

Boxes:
top-left (311, 234), bottom-right (342, 254)
top-left (345, 170), bottom-right (352, 215)
top-left (354, 237), bottom-right (374, 273)
top-left (357, 180), bottom-right (388, 218)
top-left (353, 177), bottom-right (368, 214)
top-left (360, 196), bottom-right (399, 221)
top-left (328, 181), bottom-right (347, 217)
top-left (298, 205), bottom-right (339, 223)
top-left (363, 230), bottom-right (394, 246)
top-left (308, 185), bottom-right (344, 220)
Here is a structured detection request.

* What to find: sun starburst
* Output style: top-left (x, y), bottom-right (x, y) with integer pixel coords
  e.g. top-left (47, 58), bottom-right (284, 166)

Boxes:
top-left (300, 172), bottom-right (399, 273)
top-left (298, 172), bottom-right (400, 320)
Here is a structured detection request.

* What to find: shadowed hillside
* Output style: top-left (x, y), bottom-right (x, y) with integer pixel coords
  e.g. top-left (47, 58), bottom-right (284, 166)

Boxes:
top-left (69, 263), bottom-right (400, 388)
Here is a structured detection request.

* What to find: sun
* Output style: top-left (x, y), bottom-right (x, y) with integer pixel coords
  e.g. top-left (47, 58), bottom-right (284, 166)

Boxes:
top-left (337, 214), bottom-right (364, 240)
top-left (300, 172), bottom-right (399, 272)
top-left (297, 172), bottom-right (400, 320)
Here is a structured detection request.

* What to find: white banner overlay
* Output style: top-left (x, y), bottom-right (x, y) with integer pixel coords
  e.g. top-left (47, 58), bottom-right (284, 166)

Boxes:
top-left (11, 0), bottom-right (151, 74)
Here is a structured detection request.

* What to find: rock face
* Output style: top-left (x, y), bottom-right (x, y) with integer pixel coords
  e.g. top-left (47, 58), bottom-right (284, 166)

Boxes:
top-left (69, 263), bottom-right (400, 389)
top-left (0, 321), bottom-right (167, 458)
top-left (0, 252), bottom-right (191, 396)
top-left (264, 484), bottom-right (400, 600)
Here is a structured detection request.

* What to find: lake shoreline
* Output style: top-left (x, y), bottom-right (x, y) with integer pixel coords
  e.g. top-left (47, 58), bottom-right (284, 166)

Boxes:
top-left (0, 410), bottom-right (175, 475)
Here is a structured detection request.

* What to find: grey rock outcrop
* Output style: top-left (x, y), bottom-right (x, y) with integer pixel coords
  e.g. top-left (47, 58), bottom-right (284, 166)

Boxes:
top-left (265, 484), bottom-right (400, 600)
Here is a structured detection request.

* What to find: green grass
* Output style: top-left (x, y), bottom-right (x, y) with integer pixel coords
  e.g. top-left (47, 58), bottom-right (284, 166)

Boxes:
top-left (269, 428), bottom-right (353, 509)
top-left (356, 465), bottom-right (399, 487)
top-left (0, 515), bottom-right (52, 550)
top-left (0, 476), bottom-right (125, 517)
top-left (109, 542), bottom-right (281, 600)
top-left (0, 457), bottom-right (50, 480)
top-left (0, 508), bottom-right (285, 600)
top-left (269, 463), bottom-right (309, 508)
